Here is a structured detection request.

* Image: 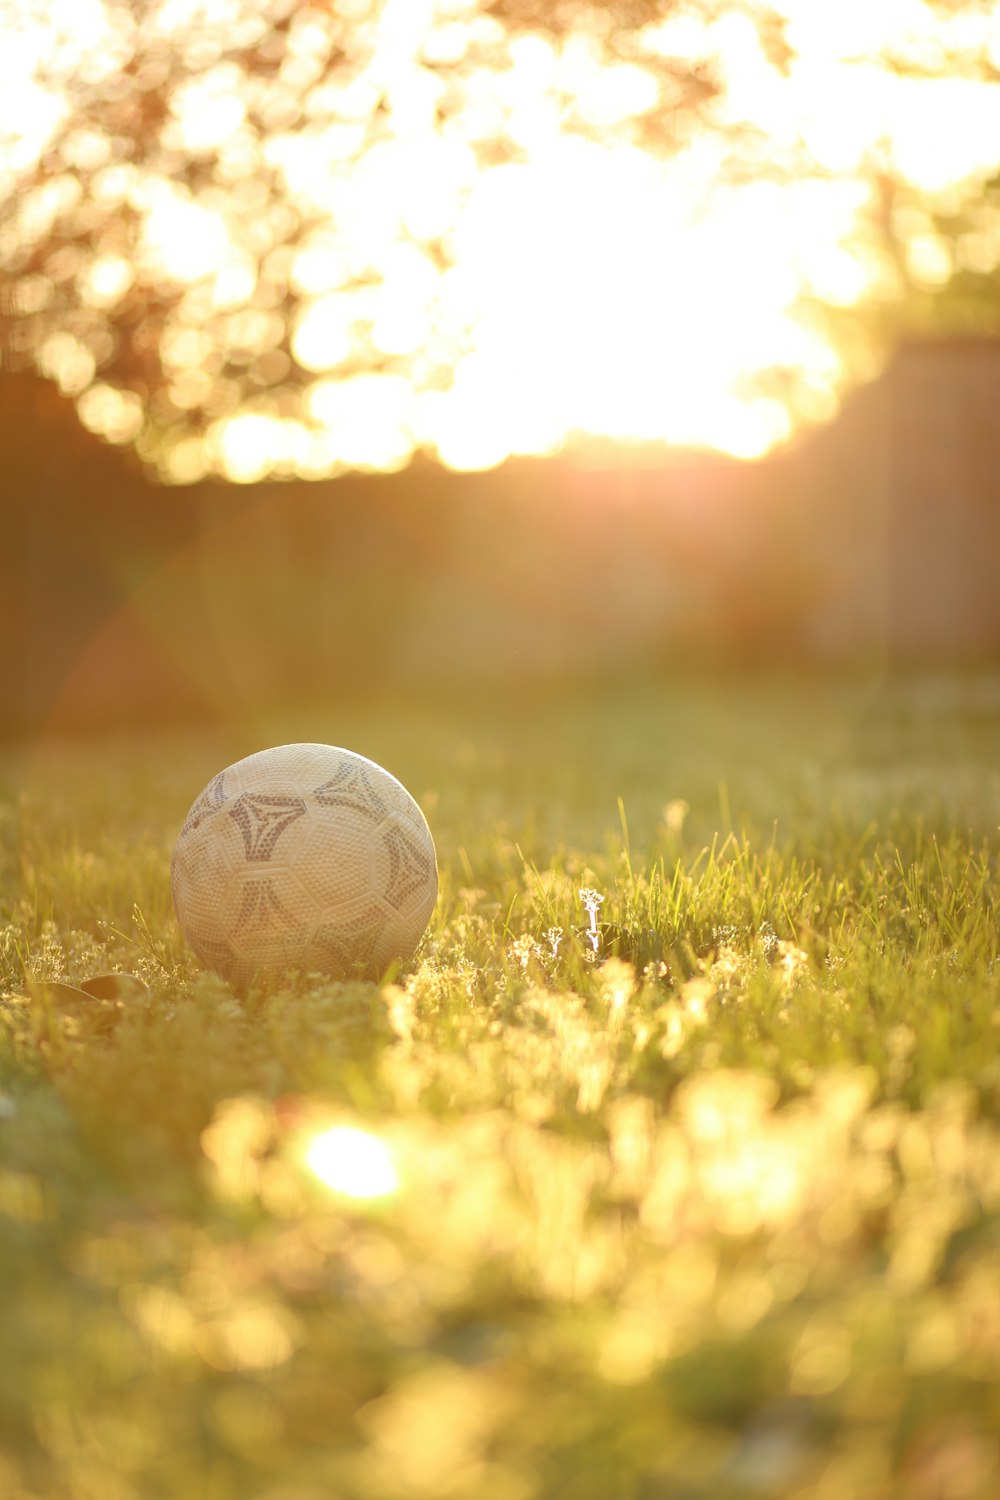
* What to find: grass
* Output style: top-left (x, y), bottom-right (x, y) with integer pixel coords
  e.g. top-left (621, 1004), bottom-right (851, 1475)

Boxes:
top-left (1, 672), bottom-right (999, 1500)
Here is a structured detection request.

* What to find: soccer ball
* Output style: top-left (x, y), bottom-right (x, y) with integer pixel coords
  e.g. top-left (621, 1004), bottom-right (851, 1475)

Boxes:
top-left (171, 744), bottom-right (438, 988)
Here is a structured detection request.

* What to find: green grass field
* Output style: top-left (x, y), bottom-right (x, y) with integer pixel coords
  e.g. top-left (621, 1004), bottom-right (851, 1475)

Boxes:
top-left (2, 674), bottom-right (999, 1500)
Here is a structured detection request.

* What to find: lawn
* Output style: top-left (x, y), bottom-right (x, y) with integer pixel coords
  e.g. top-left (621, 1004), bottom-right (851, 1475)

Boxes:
top-left (1, 673), bottom-right (998, 1500)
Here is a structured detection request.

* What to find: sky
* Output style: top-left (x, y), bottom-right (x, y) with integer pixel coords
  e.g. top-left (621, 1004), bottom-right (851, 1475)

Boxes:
top-left (3, 0), bottom-right (1000, 480)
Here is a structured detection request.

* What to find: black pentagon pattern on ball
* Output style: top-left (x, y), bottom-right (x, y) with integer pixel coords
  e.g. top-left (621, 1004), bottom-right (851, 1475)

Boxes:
top-left (228, 793), bottom-right (307, 862)
top-left (232, 876), bottom-right (298, 937)
top-left (174, 745), bottom-right (438, 991)
top-left (381, 822), bottom-right (434, 910)
top-left (180, 771), bottom-right (228, 837)
top-left (314, 761), bottom-right (388, 822)
top-left (311, 904), bottom-right (386, 979)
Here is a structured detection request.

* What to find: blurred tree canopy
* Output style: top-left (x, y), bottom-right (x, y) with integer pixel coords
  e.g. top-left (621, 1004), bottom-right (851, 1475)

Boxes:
top-left (2, 0), bottom-right (1000, 481)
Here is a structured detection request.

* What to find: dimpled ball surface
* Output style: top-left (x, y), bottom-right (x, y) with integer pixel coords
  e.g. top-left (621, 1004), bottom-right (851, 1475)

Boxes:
top-left (171, 744), bottom-right (438, 988)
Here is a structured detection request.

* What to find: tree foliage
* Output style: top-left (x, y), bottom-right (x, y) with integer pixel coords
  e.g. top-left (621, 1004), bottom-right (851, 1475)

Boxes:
top-left (2, 0), bottom-right (1000, 479)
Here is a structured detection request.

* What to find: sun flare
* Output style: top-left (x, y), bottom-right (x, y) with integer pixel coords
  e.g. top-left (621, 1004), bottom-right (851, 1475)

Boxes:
top-left (4, 0), bottom-right (1000, 479)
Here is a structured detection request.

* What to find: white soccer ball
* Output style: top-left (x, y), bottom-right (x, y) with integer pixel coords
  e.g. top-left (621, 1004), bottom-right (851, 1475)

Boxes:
top-left (171, 744), bottom-right (438, 988)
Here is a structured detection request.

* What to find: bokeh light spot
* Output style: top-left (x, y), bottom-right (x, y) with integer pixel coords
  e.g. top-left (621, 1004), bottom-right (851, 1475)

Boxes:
top-left (304, 1126), bottom-right (400, 1200)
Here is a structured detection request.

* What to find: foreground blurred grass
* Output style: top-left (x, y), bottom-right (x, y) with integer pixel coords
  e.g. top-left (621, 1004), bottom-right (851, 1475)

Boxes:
top-left (1, 674), bottom-right (999, 1500)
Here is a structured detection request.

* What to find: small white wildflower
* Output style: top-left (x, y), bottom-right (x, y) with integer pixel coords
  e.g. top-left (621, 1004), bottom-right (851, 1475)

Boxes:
top-left (509, 934), bottom-right (537, 972)
top-left (578, 888), bottom-right (604, 955)
top-left (759, 924), bottom-right (779, 961)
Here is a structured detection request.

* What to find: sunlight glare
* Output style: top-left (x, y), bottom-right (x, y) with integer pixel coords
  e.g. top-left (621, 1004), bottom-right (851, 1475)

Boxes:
top-left (9, 0), bottom-right (1000, 479)
top-left (213, 411), bottom-right (291, 482)
top-left (79, 254), bottom-right (134, 309)
top-left (77, 381), bottom-right (144, 442)
top-left (37, 331), bottom-right (95, 394)
top-left (425, 141), bottom-right (838, 463)
top-left (291, 295), bottom-right (355, 372)
top-left (890, 77), bottom-right (1000, 191)
top-left (138, 187), bottom-right (234, 285)
top-left (306, 373), bottom-right (414, 469)
top-left (290, 237), bottom-right (353, 296)
top-left (211, 254), bottom-right (258, 311)
top-left (304, 1125), bottom-right (400, 1200)
top-left (781, 0), bottom-right (927, 61)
